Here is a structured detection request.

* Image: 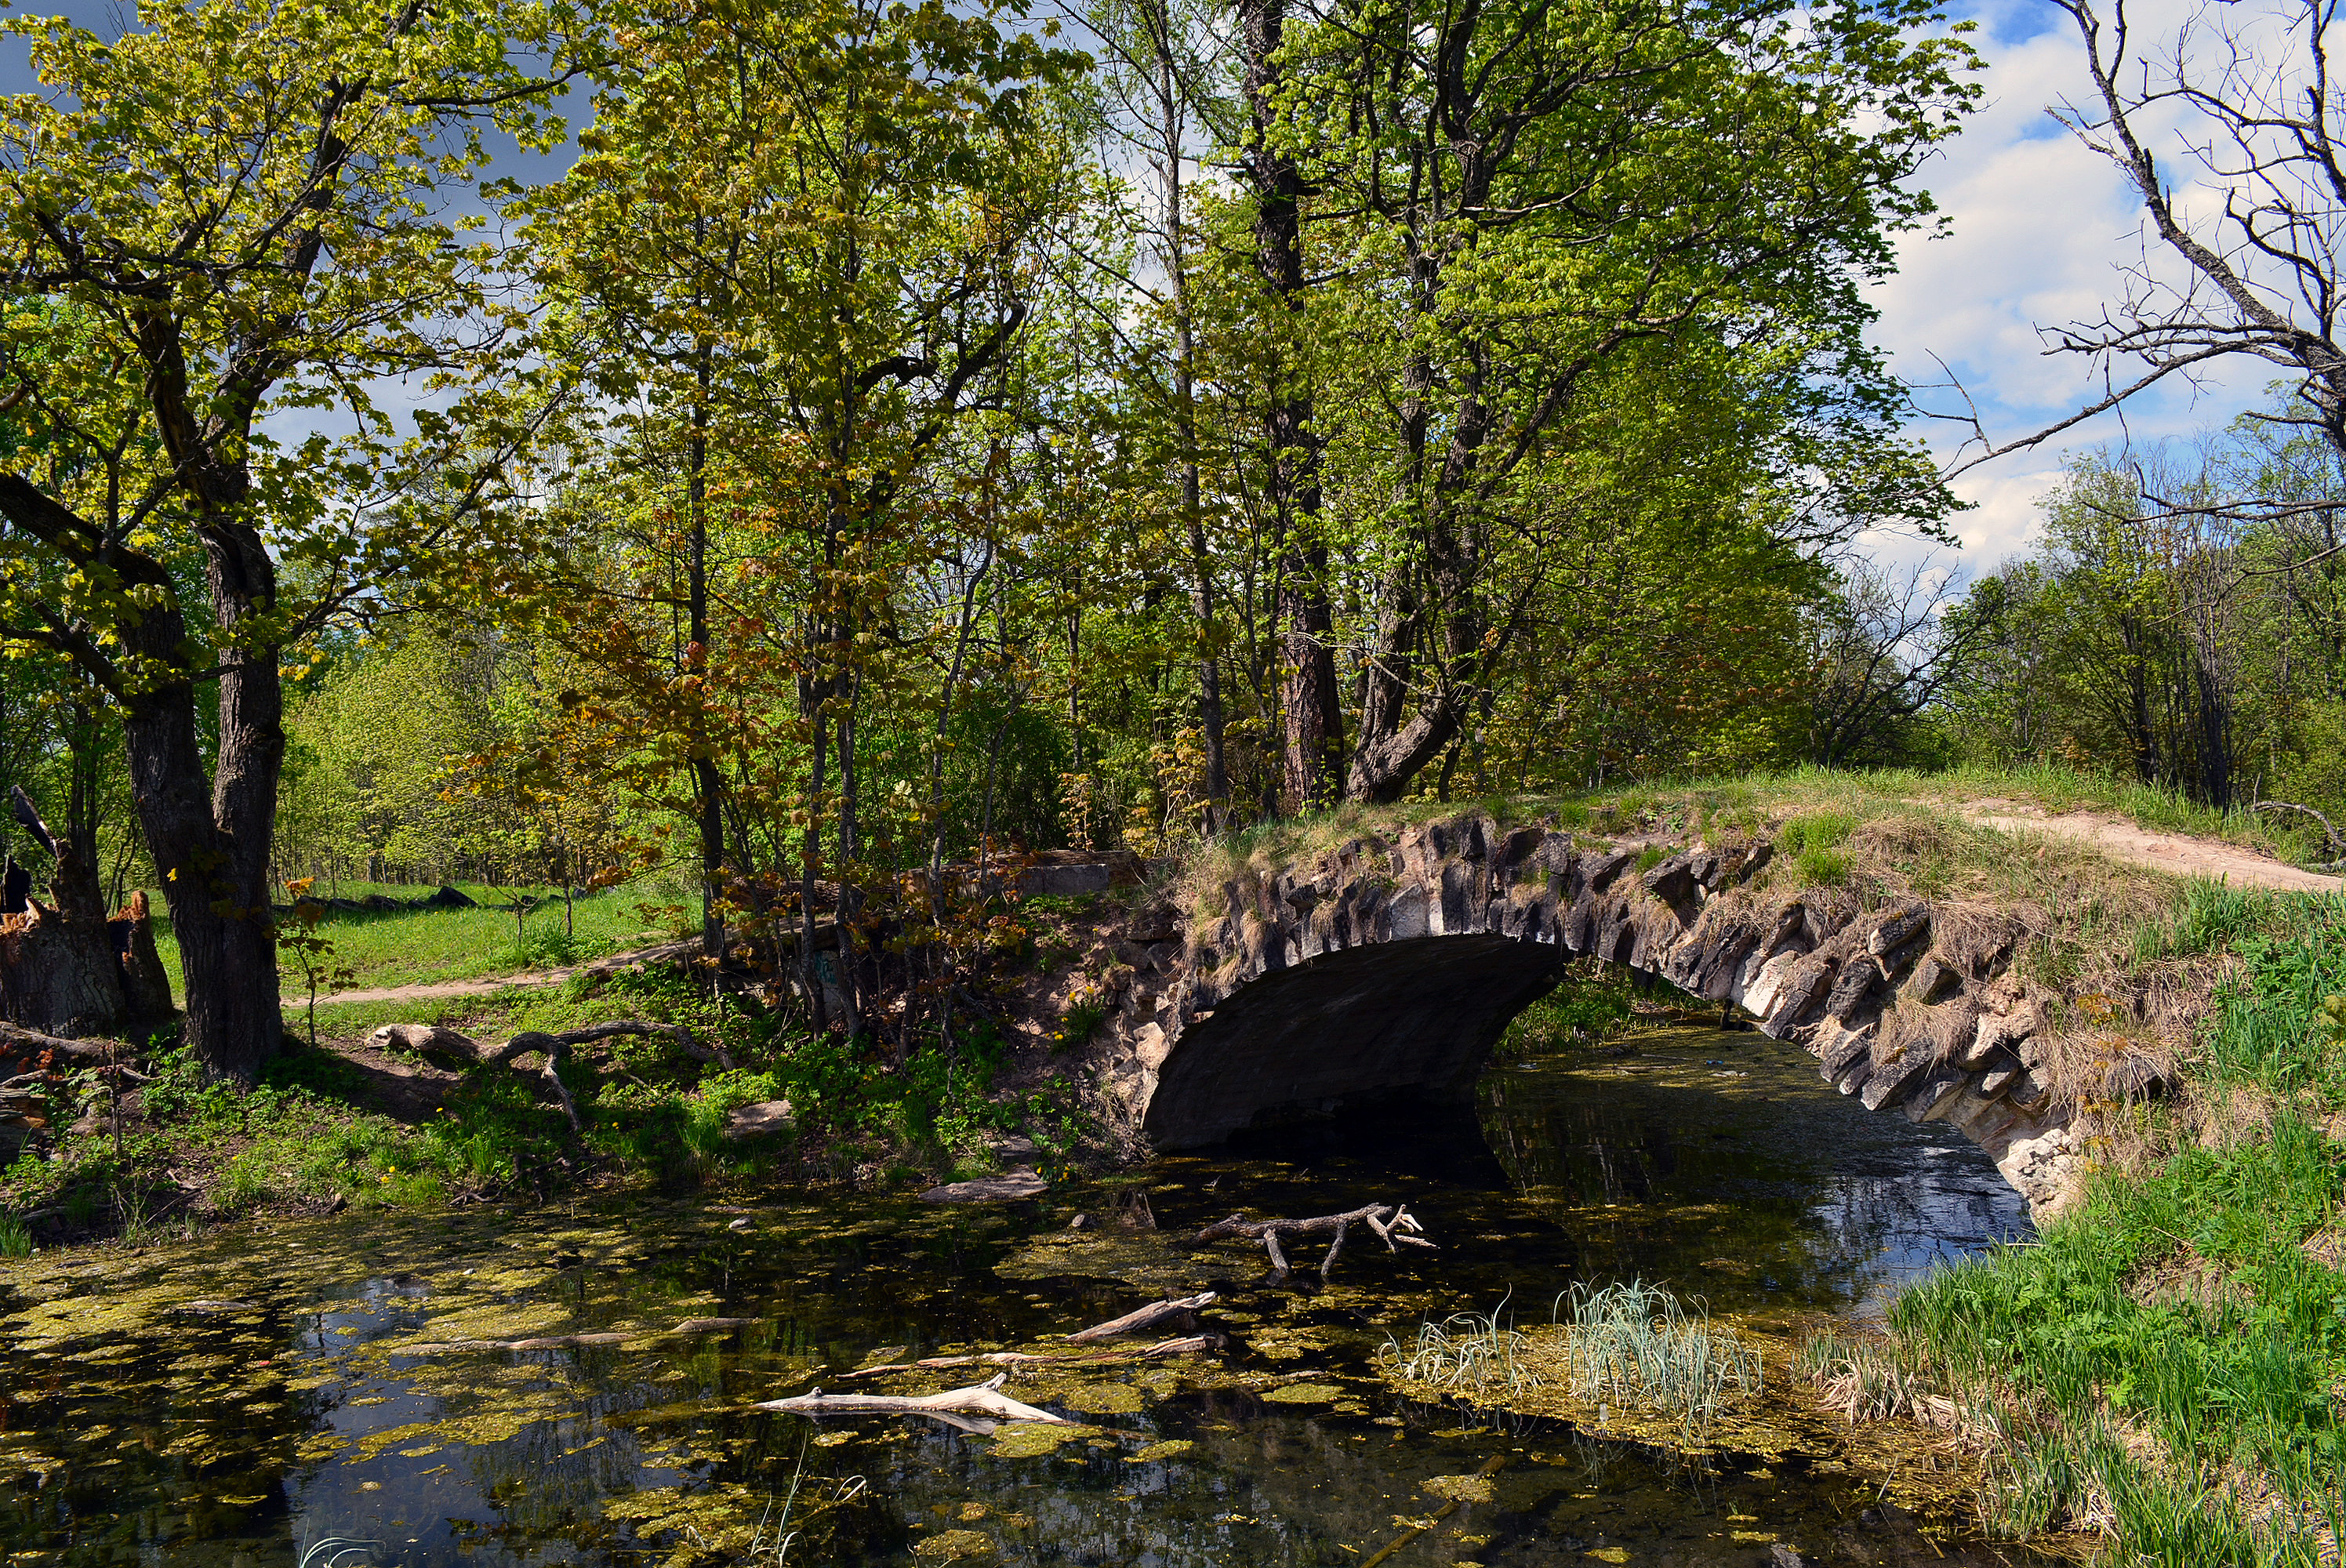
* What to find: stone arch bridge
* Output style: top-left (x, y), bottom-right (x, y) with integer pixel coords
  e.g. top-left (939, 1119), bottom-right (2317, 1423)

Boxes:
top-left (1073, 815), bottom-right (2104, 1211)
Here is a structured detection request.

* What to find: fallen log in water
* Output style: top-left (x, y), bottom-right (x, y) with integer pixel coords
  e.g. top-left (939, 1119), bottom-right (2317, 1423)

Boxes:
top-left (1195, 1203), bottom-right (1434, 1281)
top-left (1066, 1291), bottom-right (1215, 1343)
top-left (756, 1371), bottom-right (1068, 1425)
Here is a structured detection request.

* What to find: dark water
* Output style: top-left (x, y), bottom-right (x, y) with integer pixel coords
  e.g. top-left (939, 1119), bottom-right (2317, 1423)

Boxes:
top-left (0, 1027), bottom-right (2038, 1567)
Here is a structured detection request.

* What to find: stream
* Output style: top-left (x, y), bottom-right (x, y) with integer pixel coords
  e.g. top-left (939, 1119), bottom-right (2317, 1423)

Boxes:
top-left (1, 1025), bottom-right (2043, 1566)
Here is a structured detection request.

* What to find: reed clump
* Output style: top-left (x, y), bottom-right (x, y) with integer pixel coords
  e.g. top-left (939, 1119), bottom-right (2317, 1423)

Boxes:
top-left (1554, 1279), bottom-right (1762, 1443)
top-left (1385, 1298), bottom-right (1539, 1397)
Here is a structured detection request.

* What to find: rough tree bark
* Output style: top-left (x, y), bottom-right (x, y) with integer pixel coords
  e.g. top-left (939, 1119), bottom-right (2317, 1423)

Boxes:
top-left (1240, 0), bottom-right (1345, 815)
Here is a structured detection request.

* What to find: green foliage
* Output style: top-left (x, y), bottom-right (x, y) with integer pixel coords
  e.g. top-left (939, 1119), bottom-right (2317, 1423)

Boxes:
top-left (1502, 977), bottom-right (1637, 1052)
top-left (1775, 809), bottom-right (1856, 886)
top-left (1890, 900), bottom-right (2346, 1558)
top-left (1554, 1280), bottom-right (1763, 1444)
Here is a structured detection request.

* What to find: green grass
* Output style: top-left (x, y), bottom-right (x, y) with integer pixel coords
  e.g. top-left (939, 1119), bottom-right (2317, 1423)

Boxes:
top-left (1387, 1300), bottom-right (1540, 1398)
top-left (147, 880), bottom-right (688, 995)
top-left (1553, 1279), bottom-right (1763, 1443)
top-left (1886, 895), bottom-right (2346, 1563)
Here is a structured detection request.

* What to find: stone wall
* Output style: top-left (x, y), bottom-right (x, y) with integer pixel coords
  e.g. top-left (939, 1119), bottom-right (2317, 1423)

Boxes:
top-left (1091, 812), bottom-right (2135, 1212)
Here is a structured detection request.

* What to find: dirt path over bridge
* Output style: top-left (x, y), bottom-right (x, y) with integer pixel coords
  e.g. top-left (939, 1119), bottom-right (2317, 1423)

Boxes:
top-left (1957, 800), bottom-right (2346, 895)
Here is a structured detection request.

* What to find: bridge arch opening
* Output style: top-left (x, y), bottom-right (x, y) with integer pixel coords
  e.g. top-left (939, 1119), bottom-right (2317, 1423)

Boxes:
top-left (1142, 934), bottom-right (1569, 1149)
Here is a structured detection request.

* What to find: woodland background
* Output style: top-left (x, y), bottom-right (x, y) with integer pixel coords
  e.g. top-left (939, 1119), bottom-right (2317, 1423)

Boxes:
top-left (1, 0), bottom-right (2342, 1078)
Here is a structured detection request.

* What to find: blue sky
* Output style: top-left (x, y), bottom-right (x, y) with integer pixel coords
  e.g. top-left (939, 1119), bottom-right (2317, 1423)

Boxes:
top-left (1861, 0), bottom-right (2272, 569)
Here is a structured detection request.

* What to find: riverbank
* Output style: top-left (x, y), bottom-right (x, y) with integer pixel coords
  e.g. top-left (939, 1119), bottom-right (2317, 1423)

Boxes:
top-left (1, 944), bottom-right (1138, 1255)
top-left (1865, 889), bottom-right (2346, 1563)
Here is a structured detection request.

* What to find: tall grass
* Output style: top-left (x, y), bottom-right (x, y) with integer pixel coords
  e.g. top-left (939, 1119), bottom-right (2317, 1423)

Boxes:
top-left (1552, 1280), bottom-right (1761, 1443)
top-left (1386, 1296), bottom-right (1540, 1397)
top-left (1888, 898), bottom-right (2346, 1563)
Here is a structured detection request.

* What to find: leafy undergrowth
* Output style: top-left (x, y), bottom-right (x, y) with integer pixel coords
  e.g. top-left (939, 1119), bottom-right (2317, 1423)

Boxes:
top-left (1871, 902), bottom-right (2346, 1565)
top-left (0, 967), bottom-right (1113, 1254)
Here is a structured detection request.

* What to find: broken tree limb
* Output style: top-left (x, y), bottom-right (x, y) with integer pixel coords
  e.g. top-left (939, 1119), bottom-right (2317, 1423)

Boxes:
top-left (1066, 1292), bottom-right (1215, 1344)
top-left (1195, 1203), bottom-right (1436, 1280)
top-left (0, 1022), bottom-right (122, 1068)
top-left (755, 1372), bottom-right (1070, 1425)
top-left (2253, 800), bottom-right (2346, 858)
top-left (537, 1019), bottom-right (735, 1071)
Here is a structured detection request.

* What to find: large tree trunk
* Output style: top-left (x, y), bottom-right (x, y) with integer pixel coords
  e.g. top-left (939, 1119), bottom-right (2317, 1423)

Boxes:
top-left (119, 571), bottom-right (285, 1085)
top-left (1240, 0), bottom-right (1344, 815)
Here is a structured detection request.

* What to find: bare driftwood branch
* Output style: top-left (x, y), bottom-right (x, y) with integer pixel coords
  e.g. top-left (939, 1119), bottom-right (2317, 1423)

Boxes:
top-left (1067, 1292), bottom-right (1215, 1343)
top-left (755, 1371), bottom-right (1069, 1425)
top-left (840, 1335), bottom-right (1218, 1380)
top-left (1195, 1203), bottom-right (1434, 1280)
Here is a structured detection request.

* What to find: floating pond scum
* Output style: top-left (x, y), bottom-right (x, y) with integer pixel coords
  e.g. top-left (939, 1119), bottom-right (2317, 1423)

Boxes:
top-left (0, 1025), bottom-right (2056, 1565)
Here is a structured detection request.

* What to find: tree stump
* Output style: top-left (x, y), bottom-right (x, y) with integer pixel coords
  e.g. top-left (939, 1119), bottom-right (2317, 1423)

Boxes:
top-left (1, 790), bottom-right (175, 1036)
top-left (0, 902), bottom-right (126, 1036)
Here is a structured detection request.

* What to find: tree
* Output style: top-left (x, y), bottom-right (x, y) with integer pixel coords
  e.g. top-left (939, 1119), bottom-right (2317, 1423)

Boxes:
top-left (0, 0), bottom-right (586, 1081)
top-left (498, 0), bottom-right (1087, 1027)
top-left (1949, 0), bottom-right (2346, 551)
top-left (1250, 0), bottom-right (1977, 804)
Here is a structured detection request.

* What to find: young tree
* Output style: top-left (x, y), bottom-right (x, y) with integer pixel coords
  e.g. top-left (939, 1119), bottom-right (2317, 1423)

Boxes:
top-left (0, 0), bottom-right (588, 1082)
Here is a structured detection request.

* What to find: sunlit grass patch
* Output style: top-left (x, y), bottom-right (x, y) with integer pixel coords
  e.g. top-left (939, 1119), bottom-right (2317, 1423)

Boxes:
top-left (1384, 1280), bottom-right (1762, 1446)
top-left (147, 880), bottom-right (688, 993)
top-left (1553, 1279), bottom-right (1762, 1443)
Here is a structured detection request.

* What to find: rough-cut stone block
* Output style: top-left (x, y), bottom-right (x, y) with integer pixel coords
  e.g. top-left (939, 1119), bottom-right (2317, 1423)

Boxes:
top-left (1582, 850), bottom-right (1636, 893)
top-left (1821, 1025), bottom-right (1876, 1081)
top-left (1867, 903), bottom-right (1930, 956)
top-left (1859, 1049), bottom-right (1930, 1110)
top-left (1641, 854), bottom-right (1698, 909)
top-left (1822, 959), bottom-right (1876, 1022)
top-left (1970, 1047), bottom-right (2021, 1093)
top-left (1904, 1066), bottom-right (1973, 1123)
top-left (1905, 955), bottom-right (1959, 1002)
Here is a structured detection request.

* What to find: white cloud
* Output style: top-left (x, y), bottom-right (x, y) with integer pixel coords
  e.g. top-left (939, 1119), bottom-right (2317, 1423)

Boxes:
top-left (1861, 0), bottom-right (2285, 575)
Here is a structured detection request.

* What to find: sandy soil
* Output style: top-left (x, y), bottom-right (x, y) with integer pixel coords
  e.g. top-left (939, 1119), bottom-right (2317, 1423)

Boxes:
top-left (1958, 798), bottom-right (2346, 895)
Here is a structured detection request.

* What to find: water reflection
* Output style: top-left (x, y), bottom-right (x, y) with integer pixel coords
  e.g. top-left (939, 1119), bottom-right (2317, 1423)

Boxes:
top-left (0, 1025), bottom-right (2040, 1566)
